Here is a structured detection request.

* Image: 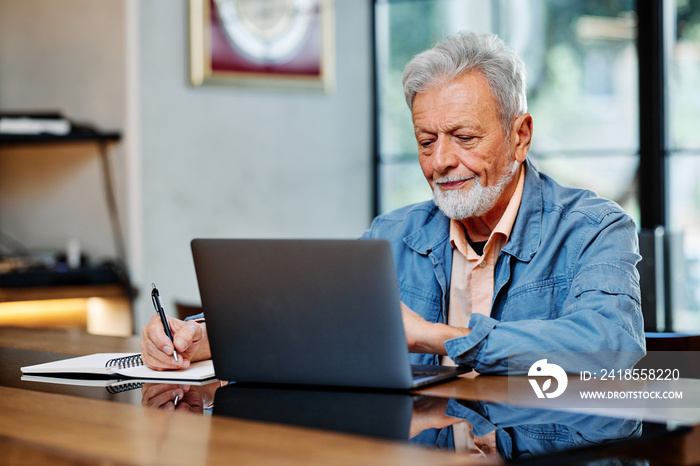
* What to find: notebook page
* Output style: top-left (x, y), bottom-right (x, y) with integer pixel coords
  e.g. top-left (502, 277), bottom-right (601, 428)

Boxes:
top-left (21, 353), bottom-right (216, 381)
top-left (116, 359), bottom-right (216, 381)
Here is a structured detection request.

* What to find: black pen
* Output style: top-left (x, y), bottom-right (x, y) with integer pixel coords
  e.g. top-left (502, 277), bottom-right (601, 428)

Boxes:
top-left (151, 283), bottom-right (178, 363)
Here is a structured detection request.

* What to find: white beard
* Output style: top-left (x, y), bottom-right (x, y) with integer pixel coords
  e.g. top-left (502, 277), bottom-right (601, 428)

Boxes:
top-left (432, 161), bottom-right (519, 220)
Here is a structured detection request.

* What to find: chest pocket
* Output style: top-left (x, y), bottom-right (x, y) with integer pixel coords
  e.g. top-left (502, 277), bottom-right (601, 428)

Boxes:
top-left (496, 276), bottom-right (570, 321)
top-left (399, 279), bottom-right (442, 323)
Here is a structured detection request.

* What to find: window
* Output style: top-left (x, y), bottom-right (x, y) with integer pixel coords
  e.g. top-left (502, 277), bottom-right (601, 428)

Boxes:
top-left (668, 0), bottom-right (700, 330)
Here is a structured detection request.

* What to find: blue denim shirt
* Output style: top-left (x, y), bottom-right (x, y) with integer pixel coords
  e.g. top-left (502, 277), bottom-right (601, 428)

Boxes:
top-left (362, 160), bottom-right (645, 374)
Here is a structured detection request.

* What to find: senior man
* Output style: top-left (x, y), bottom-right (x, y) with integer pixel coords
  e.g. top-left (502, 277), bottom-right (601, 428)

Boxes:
top-left (362, 30), bottom-right (645, 374)
top-left (140, 31), bottom-right (645, 374)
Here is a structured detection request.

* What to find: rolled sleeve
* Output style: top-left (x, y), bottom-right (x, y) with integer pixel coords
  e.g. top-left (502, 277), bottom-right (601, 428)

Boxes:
top-left (444, 313), bottom-right (498, 370)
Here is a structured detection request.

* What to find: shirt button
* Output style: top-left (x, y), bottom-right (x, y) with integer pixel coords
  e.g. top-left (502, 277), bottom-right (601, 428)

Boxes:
top-left (479, 262), bottom-right (486, 268)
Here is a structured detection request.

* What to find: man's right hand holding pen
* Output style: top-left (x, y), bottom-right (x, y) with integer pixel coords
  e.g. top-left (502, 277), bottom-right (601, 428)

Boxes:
top-left (141, 315), bottom-right (211, 370)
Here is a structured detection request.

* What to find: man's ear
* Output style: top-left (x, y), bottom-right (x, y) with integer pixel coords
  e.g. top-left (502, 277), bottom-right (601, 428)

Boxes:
top-left (511, 113), bottom-right (533, 163)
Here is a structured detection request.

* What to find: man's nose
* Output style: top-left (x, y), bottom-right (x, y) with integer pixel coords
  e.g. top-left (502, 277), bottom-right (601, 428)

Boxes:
top-left (433, 137), bottom-right (459, 174)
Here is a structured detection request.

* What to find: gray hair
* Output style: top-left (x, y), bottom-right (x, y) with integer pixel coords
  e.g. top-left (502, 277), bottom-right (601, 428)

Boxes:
top-left (403, 31), bottom-right (527, 134)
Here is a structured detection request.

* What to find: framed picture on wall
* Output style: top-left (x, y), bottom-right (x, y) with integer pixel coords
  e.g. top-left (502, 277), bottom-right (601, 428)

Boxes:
top-left (189, 0), bottom-right (335, 92)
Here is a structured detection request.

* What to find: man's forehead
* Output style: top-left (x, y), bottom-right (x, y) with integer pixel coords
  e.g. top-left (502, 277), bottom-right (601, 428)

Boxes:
top-left (415, 71), bottom-right (494, 101)
top-left (413, 115), bottom-right (483, 134)
top-left (411, 72), bottom-right (499, 128)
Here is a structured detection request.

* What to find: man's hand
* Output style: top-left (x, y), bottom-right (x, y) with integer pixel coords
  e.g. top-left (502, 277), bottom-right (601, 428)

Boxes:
top-left (409, 396), bottom-right (462, 438)
top-left (140, 314), bottom-right (211, 370)
top-left (400, 302), bottom-right (470, 355)
top-left (141, 383), bottom-right (189, 411)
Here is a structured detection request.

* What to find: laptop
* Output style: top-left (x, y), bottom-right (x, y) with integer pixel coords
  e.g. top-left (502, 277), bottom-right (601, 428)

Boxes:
top-left (191, 238), bottom-right (466, 390)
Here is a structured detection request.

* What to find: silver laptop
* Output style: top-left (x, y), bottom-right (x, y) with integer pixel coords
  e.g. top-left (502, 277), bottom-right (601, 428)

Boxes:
top-left (191, 239), bottom-right (466, 390)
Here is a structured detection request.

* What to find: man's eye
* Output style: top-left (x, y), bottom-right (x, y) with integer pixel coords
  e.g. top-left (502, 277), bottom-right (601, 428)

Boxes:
top-left (420, 140), bottom-right (434, 148)
top-left (457, 136), bottom-right (473, 142)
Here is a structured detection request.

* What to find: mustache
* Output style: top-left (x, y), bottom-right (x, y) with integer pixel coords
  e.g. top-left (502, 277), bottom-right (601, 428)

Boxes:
top-left (434, 175), bottom-right (477, 185)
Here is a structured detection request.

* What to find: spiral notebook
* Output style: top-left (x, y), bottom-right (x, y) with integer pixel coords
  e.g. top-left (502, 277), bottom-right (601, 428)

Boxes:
top-left (20, 353), bottom-right (216, 382)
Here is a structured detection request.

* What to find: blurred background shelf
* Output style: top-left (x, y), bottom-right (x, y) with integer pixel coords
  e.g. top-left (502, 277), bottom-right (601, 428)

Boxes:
top-left (0, 115), bottom-right (133, 336)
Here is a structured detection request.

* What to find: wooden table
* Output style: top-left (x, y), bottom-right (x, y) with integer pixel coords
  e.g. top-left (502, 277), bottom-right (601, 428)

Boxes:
top-left (2, 327), bottom-right (700, 465)
top-left (0, 328), bottom-right (489, 466)
top-left (0, 385), bottom-right (490, 466)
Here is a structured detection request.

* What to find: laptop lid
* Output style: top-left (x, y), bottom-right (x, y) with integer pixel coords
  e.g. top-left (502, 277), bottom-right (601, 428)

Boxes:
top-left (192, 238), bottom-right (418, 389)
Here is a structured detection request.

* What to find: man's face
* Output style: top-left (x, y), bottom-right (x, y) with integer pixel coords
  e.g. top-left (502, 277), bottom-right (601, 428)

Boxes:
top-left (412, 72), bottom-right (519, 220)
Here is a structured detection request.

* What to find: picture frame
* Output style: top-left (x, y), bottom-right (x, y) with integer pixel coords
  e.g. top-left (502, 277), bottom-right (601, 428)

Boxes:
top-left (189, 0), bottom-right (335, 92)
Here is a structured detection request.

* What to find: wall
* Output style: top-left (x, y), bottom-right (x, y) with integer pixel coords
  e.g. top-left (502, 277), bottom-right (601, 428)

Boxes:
top-left (138, 0), bottom-right (373, 328)
top-left (0, 0), bottom-right (374, 330)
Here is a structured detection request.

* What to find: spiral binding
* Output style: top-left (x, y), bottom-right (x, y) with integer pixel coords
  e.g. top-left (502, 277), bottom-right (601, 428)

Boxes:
top-left (106, 381), bottom-right (145, 394)
top-left (105, 354), bottom-right (144, 370)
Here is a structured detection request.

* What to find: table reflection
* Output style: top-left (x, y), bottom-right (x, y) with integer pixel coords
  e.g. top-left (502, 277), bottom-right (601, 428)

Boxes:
top-left (136, 381), bottom-right (676, 464)
top-left (140, 381), bottom-right (220, 413)
top-left (214, 383), bottom-right (414, 440)
top-left (412, 398), bottom-right (644, 463)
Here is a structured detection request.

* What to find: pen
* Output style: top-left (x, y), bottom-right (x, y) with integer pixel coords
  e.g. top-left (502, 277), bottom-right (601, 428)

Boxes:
top-left (151, 283), bottom-right (178, 363)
